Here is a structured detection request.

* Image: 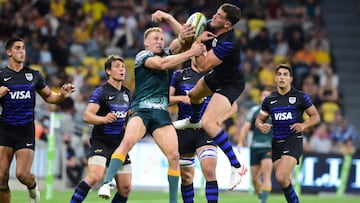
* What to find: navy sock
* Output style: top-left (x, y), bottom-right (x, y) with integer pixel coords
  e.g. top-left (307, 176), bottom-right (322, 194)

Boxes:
top-left (206, 181), bottom-right (218, 203)
top-left (70, 181), bottom-right (91, 203)
top-left (282, 183), bottom-right (299, 203)
top-left (181, 183), bottom-right (194, 203)
top-left (213, 129), bottom-right (240, 168)
top-left (111, 192), bottom-right (128, 203)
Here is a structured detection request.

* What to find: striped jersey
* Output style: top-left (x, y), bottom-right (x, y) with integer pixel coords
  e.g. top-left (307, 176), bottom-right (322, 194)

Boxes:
top-left (88, 82), bottom-right (132, 137)
top-left (0, 66), bottom-right (46, 126)
top-left (261, 88), bottom-right (313, 139)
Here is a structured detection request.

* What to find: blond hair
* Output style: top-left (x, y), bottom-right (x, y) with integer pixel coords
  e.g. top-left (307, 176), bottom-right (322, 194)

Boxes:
top-left (143, 27), bottom-right (163, 40)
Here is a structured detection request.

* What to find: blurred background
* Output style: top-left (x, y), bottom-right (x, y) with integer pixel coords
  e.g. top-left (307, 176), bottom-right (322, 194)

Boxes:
top-left (1, 0), bottom-right (359, 197)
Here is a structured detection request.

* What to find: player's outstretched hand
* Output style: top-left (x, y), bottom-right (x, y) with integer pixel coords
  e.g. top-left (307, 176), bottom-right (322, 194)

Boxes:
top-left (60, 83), bottom-right (76, 98)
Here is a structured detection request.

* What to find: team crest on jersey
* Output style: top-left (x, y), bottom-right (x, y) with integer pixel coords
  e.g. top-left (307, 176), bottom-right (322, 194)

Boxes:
top-left (25, 73), bottom-right (33, 81)
top-left (289, 97), bottom-right (296, 104)
top-left (123, 94), bottom-right (129, 102)
top-left (212, 38), bottom-right (218, 47)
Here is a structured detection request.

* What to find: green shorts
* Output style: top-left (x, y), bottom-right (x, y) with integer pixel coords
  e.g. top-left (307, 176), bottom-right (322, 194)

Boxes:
top-left (130, 109), bottom-right (172, 134)
top-left (250, 147), bottom-right (272, 166)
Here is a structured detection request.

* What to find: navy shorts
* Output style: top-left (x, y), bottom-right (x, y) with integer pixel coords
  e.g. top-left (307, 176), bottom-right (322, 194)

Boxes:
top-left (204, 71), bottom-right (245, 104)
top-left (177, 128), bottom-right (216, 156)
top-left (89, 136), bottom-right (131, 166)
top-left (272, 135), bottom-right (303, 164)
top-left (0, 123), bottom-right (35, 151)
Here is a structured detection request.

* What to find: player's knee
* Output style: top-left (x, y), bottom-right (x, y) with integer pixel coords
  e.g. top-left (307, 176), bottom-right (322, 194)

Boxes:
top-left (0, 171), bottom-right (10, 184)
top-left (275, 171), bottom-right (288, 185)
top-left (167, 151), bottom-right (180, 165)
top-left (118, 184), bottom-right (131, 196)
top-left (85, 172), bottom-right (103, 185)
top-left (198, 148), bottom-right (217, 179)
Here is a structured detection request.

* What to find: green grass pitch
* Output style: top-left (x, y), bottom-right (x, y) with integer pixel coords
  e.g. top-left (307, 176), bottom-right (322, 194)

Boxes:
top-left (11, 189), bottom-right (359, 203)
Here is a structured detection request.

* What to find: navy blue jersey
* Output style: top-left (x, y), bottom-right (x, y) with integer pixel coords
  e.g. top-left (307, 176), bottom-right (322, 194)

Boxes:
top-left (205, 21), bottom-right (242, 81)
top-left (170, 67), bottom-right (209, 120)
top-left (0, 66), bottom-right (46, 125)
top-left (88, 83), bottom-right (132, 137)
top-left (261, 88), bottom-right (313, 139)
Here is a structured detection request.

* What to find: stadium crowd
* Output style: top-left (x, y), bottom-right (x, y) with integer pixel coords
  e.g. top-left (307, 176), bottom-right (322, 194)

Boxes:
top-left (0, 0), bottom-right (358, 186)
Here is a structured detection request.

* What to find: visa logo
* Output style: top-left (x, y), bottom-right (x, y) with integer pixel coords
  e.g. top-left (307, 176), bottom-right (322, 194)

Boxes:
top-left (9, 90), bottom-right (31, 99)
top-left (274, 112), bottom-right (293, 120)
top-left (113, 111), bottom-right (127, 118)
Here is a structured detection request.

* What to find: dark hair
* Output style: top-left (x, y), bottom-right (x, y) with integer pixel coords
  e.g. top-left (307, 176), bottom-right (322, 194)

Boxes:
top-left (275, 63), bottom-right (293, 77)
top-left (104, 55), bottom-right (125, 75)
top-left (220, 3), bottom-right (241, 26)
top-left (5, 37), bottom-right (24, 50)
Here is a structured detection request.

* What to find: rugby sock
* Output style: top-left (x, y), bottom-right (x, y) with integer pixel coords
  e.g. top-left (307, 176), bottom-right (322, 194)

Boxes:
top-left (70, 181), bottom-right (91, 203)
top-left (168, 169), bottom-right (180, 203)
top-left (181, 183), bottom-right (194, 203)
top-left (111, 192), bottom-right (128, 203)
top-left (283, 183), bottom-right (299, 203)
top-left (189, 102), bottom-right (203, 123)
top-left (27, 182), bottom-right (37, 190)
top-left (103, 153), bottom-right (125, 184)
top-left (206, 181), bottom-right (218, 203)
top-left (213, 129), bottom-right (241, 168)
top-left (261, 187), bottom-right (271, 203)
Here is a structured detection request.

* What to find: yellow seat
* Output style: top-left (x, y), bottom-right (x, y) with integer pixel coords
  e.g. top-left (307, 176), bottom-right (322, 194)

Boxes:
top-left (29, 64), bottom-right (46, 78)
top-left (82, 56), bottom-right (97, 65)
top-left (65, 66), bottom-right (77, 75)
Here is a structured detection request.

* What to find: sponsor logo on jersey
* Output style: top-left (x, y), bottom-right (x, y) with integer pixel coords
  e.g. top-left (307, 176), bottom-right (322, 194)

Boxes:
top-left (113, 110), bottom-right (127, 118)
top-left (274, 112), bottom-right (293, 120)
top-left (183, 76), bottom-right (191, 80)
top-left (4, 77), bottom-right (12, 81)
top-left (108, 95), bottom-right (115, 100)
top-left (25, 73), bottom-right (33, 81)
top-left (123, 94), bottom-right (129, 102)
top-left (9, 90), bottom-right (31, 99)
top-left (270, 100), bottom-right (277, 104)
top-left (212, 38), bottom-right (218, 47)
top-left (289, 97), bottom-right (296, 104)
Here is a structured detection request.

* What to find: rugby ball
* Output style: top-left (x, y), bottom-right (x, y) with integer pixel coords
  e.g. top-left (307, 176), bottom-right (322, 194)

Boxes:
top-left (185, 12), bottom-right (207, 42)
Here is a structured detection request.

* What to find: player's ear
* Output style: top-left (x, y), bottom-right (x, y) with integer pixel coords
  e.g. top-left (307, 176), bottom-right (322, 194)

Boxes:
top-left (224, 21), bottom-right (232, 29)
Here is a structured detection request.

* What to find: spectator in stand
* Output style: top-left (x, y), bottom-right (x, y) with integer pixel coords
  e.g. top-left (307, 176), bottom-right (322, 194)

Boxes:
top-left (309, 123), bottom-right (332, 153)
top-left (330, 111), bottom-right (359, 155)
top-left (317, 64), bottom-right (339, 103)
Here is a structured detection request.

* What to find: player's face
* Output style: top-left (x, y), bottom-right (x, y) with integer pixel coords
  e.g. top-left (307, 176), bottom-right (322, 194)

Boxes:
top-left (8, 41), bottom-right (26, 63)
top-left (210, 8), bottom-right (228, 29)
top-left (275, 68), bottom-right (292, 89)
top-left (144, 31), bottom-right (164, 54)
top-left (109, 60), bottom-right (126, 81)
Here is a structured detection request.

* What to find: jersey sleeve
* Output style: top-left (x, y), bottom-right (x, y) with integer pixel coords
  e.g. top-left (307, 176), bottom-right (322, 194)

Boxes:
top-left (261, 96), bottom-right (270, 113)
top-left (302, 92), bottom-right (313, 109)
top-left (88, 87), bottom-right (103, 104)
top-left (134, 50), bottom-right (155, 69)
top-left (34, 71), bottom-right (47, 90)
top-left (213, 41), bottom-right (235, 61)
top-left (170, 70), bottom-right (182, 88)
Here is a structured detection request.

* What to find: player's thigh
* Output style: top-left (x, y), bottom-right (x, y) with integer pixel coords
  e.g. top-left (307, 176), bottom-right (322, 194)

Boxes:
top-left (188, 77), bottom-right (212, 101)
top-left (0, 146), bottom-right (14, 177)
top-left (15, 148), bottom-right (34, 174)
top-left (202, 93), bottom-right (231, 124)
top-left (274, 155), bottom-right (297, 177)
top-left (118, 116), bottom-right (146, 153)
top-left (152, 125), bottom-right (178, 158)
top-left (260, 158), bottom-right (273, 178)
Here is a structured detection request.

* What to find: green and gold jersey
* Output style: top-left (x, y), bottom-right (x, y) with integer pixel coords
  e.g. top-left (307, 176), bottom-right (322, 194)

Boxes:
top-left (246, 105), bottom-right (273, 148)
top-left (131, 48), bottom-right (173, 111)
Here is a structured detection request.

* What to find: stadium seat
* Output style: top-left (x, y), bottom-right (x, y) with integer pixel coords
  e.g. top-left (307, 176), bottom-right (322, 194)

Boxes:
top-left (29, 64), bottom-right (46, 78)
